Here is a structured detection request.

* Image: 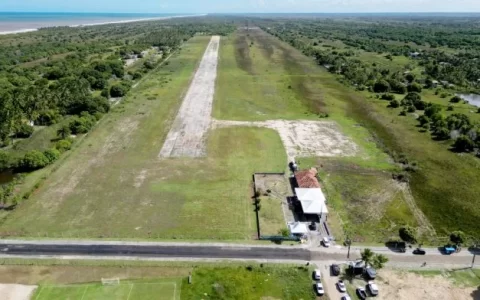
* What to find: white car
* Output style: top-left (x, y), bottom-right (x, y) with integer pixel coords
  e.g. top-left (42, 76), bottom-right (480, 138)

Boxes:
top-left (367, 281), bottom-right (379, 296)
top-left (315, 282), bottom-right (325, 296)
top-left (337, 280), bottom-right (347, 292)
top-left (313, 269), bottom-right (321, 280)
top-left (321, 237), bottom-right (330, 247)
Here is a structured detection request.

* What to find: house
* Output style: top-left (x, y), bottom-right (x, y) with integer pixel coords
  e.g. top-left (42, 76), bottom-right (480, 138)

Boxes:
top-left (288, 222), bottom-right (309, 236)
top-left (295, 168), bottom-right (320, 188)
top-left (295, 188), bottom-right (328, 215)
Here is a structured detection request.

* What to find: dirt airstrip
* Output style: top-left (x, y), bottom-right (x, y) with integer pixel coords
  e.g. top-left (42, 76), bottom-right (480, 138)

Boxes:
top-left (0, 284), bottom-right (37, 300)
top-left (159, 36), bottom-right (220, 158)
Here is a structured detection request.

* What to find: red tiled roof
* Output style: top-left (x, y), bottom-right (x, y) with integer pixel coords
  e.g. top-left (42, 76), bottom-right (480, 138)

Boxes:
top-left (295, 168), bottom-right (320, 188)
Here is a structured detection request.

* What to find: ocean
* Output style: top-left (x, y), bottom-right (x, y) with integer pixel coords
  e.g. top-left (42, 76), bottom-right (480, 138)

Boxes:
top-left (0, 12), bottom-right (195, 34)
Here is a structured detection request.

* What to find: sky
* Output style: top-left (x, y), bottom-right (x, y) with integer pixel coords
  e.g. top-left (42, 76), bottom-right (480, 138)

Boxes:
top-left (1, 0), bottom-right (480, 14)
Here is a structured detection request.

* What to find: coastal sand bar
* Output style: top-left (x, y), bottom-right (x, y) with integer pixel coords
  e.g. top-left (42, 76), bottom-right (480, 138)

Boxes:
top-left (159, 35), bottom-right (220, 158)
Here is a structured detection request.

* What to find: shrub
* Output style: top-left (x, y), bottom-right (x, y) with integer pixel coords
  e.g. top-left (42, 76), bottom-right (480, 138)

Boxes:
top-left (407, 82), bottom-right (422, 93)
top-left (133, 72), bottom-right (142, 80)
top-left (15, 124), bottom-right (34, 138)
top-left (373, 79), bottom-right (390, 93)
top-left (453, 135), bottom-right (475, 152)
top-left (0, 151), bottom-right (14, 170)
top-left (110, 84), bottom-right (128, 98)
top-left (381, 93), bottom-right (395, 101)
top-left (389, 99), bottom-right (400, 108)
top-left (399, 226), bottom-right (417, 244)
top-left (450, 231), bottom-right (466, 245)
top-left (36, 110), bottom-right (61, 126)
top-left (69, 113), bottom-right (96, 134)
top-left (55, 139), bottom-right (72, 153)
top-left (20, 150), bottom-right (50, 170)
top-left (450, 96), bottom-right (462, 103)
top-left (447, 105), bottom-right (454, 111)
top-left (43, 149), bottom-right (60, 163)
top-left (407, 106), bottom-right (416, 113)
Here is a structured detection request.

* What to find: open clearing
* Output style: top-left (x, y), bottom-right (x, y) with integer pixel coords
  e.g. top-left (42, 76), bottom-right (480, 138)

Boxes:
top-left (375, 269), bottom-right (480, 300)
top-left (159, 36), bottom-right (220, 158)
top-left (0, 284), bottom-right (37, 300)
top-left (213, 119), bottom-right (358, 160)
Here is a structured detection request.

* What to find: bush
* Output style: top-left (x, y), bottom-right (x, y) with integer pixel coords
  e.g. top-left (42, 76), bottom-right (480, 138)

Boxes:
top-left (373, 79), bottom-right (390, 93)
top-left (407, 82), bottom-right (422, 93)
top-left (133, 72), bottom-right (142, 80)
top-left (43, 149), bottom-right (60, 163)
top-left (453, 135), bottom-right (475, 152)
top-left (55, 139), bottom-right (72, 153)
top-left (450, 96), bottom-right (462, 103)
top-left (407, 106), bottom-right (416, 113)
top-left (447, 105), bottom-right (454, 111)
top-left (399, 226), bottom-right (417, 244)
top-left (36, 110), bottom-right (61, 126)
top-left (15, 124), bottom-right (34, 138)
top-left (389, 99), bottom-right (400, 108)
top-left (20, 150), bottom-right (50, 171)
top-left (0, 151), bottom-right (14, 170)
top-left (110, 84), bottom-right (128, 98)
top-left (381, 94), bottom-right (395, 101)
top-left (69, 113), bottom-right (96, 134)
top-left (450, 231), bottom-right (466, 245)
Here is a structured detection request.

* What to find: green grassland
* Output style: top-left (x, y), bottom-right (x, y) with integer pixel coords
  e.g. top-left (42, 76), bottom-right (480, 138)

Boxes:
top-left (0, 259), bottom-right (314, 300)
top-left (0, 35), bottom-right (286, 240)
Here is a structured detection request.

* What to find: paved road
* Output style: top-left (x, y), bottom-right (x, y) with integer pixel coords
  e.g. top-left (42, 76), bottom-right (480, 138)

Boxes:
top-left (0, 243), bottom-right (311, 261)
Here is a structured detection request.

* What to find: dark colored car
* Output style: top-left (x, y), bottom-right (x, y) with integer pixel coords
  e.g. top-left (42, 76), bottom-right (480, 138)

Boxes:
top-left (356, 287), bottom-right (367, 300)
top-left (331, 264), bottom-right (341, 276)
top-left (413, 248), bottom-right (426, 255)
top-left (365, 267), bottom-right (377, 280)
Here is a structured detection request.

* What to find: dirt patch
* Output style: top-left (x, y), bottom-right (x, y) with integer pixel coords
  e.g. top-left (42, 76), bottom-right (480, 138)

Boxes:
top-left (159, 36), bottom-right (220, 158)
top-left (213, 119), bottom-right (358, 161)
top-left (0, 284), bottom-right (37, 300)
top-left (377, 269), bottom-right (478, 300)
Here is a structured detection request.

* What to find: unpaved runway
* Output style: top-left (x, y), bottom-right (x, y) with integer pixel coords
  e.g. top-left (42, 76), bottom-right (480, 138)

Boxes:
top-left (212, 119), bottom-right (358, 161)
top-left (0, 284), bottom-right (37, 300)
top-left (159, 36), bottom-right (220, 157)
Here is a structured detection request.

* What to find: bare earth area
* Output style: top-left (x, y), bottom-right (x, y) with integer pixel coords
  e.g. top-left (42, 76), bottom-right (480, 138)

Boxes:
top-left (213, 119), bottom-right (358, 160)
top-left (378, 269), bottom-right (477, 300)
top-left (0, 284), bottom-right (37, 300)
top-left (159, 36), bottom-right (220, 158)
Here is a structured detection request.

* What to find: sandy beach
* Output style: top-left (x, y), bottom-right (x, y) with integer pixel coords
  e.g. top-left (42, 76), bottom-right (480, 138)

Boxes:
top-left (0, 14), bottom-right (206, 35)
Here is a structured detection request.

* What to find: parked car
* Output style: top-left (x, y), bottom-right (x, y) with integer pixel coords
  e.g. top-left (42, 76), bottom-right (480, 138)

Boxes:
top-left (444, 245), bottom-right (457, 255)
top-left (367, 281), bottom-right (379, 296)
top-left (315, 282), bottom-right (325, 296)
top-left (365, 267), bottom-right (377, 280)
top-left (341, 295), bottom-right (352, 300)
top-left (313, 269), bottom-right (321, 280)
top-left (321, 237), bottom-right (331, 247)
top-left (331, 264), bottom-right (341, 276)
top-left (356, 287), bottom-right (367, 300)
top-left (413, 248), bottom-right (426, 255)
top-left (337, 280), bottom-right (347, 292)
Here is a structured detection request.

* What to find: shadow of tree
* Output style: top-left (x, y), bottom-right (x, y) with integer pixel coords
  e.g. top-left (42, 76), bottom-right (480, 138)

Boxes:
top-left (471, 286), bottom-right (480, 299)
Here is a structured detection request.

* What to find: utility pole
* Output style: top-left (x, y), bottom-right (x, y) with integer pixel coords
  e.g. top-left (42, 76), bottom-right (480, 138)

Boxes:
top-left (472, 242), bottom-right (477, 269)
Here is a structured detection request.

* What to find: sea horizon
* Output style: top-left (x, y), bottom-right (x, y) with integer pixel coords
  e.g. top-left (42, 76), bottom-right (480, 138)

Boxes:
top-left (0, 12), bottom-right (201, 35)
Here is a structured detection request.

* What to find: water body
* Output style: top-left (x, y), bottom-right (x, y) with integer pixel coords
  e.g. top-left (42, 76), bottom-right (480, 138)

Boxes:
top-left (457, 94), bottom-right (480, 108)
top-left (0, 12), bottom-right (196, 35)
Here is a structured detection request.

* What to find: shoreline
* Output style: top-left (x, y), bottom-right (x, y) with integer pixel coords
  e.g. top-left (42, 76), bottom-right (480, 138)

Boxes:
top-left (0, 14), bottom-right (206, 36)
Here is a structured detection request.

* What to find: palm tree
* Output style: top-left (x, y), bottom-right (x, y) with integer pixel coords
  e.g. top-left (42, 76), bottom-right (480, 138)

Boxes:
top-left (57, 125), bottom-right (71, 139)
top-left (372, 254), bottom-right (389, 269)
top-left (361, 248), bottom-right (374, 266)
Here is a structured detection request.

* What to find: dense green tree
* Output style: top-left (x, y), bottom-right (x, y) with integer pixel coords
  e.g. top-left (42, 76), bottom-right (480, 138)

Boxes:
top-left (399, 226), bottom-right (417, 244)
top-left (20, 150), bottom-right (50, 170)
top-left (450, 231), bottom-right (466, 245)
top-left (453, 135), bottom-right (475, 152)
top-left (110, 84), bottom-right (128, 98)
top-left (373, 79), bottom-right (391, 93)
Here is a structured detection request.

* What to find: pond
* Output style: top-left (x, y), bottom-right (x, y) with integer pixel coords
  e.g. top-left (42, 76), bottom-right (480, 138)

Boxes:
top-left (457, 94), bottom-right (480, 108)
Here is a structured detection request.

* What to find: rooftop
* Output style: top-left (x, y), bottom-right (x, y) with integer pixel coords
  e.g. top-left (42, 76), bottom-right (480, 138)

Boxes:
top-left (295, 168), bottom-right (320, 188)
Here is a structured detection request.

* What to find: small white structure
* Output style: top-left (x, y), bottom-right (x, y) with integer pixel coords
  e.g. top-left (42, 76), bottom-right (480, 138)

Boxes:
top-left (288, 222), bottom-right (309, 235)
top-left (295, 188), bottom-right (328, 215)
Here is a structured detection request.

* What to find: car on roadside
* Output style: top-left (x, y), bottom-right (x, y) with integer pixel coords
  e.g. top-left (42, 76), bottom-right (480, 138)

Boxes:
top-left (313, 269), bottom-right (321, 280)
top-left (321, 237), bottom-right (331, 247)
top-left (341, 295), bottom-right (352, 300)
top-left (365, 266), bottom-right (377, 280)
top-left (367, 281), bottom-right (379, 296)
top-left (331, 264), bottom-right (341, 276)
top-left (315, 282), bottom-right (325, 296)
top-left (356, 287), bottom-right (367, 300)
top-left (413, 248), bottom-right (426, 255)
top-left (337, 280), bottom-right (347, 292)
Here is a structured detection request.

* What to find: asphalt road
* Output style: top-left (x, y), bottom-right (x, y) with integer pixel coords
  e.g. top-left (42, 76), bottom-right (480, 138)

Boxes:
top-left (0, 243), bottom-right (311, 261)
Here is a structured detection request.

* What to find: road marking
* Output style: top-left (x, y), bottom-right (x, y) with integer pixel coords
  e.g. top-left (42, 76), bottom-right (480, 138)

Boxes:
top-left (126, 284), bottom-right (134, 300)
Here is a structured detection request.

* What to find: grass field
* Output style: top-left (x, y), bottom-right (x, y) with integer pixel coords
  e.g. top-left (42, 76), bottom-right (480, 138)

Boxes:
top-left (34, 280), bottom-right (180, 300)
top-left (0, 35), bottom-right (286, 240)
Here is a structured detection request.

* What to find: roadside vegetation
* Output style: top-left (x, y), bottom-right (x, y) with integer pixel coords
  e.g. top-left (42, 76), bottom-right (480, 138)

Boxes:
top-left (255, 16), bottom-right (480, 243)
